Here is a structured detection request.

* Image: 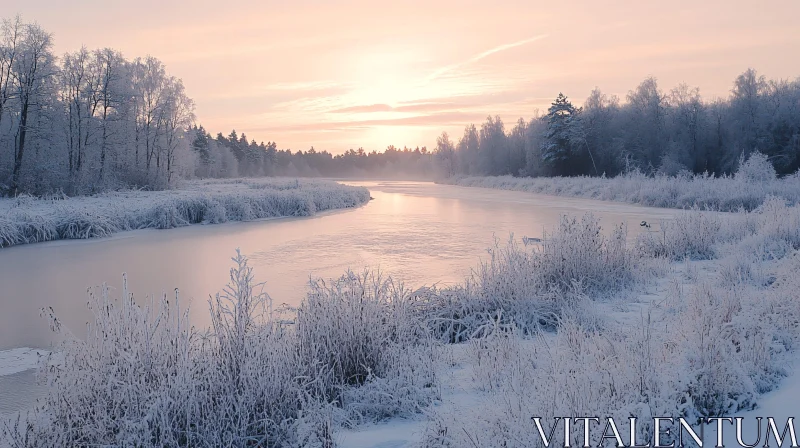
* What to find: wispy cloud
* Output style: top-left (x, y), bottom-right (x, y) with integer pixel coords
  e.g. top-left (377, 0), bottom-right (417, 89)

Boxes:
top-left (252, 111), bottom-right (487, 133)
top-left (328, 104), bottom-right (395, 114)
top-left (328, 101), bottom-right (473, 114)
top-left (428, 34), bottom-right (549, 80)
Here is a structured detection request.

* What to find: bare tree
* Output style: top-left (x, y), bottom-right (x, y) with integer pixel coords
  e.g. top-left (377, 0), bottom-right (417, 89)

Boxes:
top-left (10, 21), bottom-right (54, 194)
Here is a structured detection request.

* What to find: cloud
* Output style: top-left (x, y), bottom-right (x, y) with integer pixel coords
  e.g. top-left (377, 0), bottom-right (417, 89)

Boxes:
top-left (328, 104), bottom-right (395, 114)
top-left (328, 102), bottom-right (475, 114)
top-left (251, 111), bottom-right (488, 133)
top-left (428, 34), bottom-right (549, 80)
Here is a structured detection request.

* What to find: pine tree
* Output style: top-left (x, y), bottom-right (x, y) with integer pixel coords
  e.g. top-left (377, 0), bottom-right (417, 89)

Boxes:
top-left (541, 93), bottom-right (582, 174)
top-left (191, 125), bottom-right (211, 165)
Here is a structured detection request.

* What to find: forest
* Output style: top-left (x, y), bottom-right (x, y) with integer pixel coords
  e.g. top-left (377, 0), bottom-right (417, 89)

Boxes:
top-left (0, 16), bottom-right (434, 196)
top-left (433, 71), bottom-right (800, 179)
top-left (2, 14), bottom-right (799, 198)
top-left (191, 127), bottom-right (435, 180)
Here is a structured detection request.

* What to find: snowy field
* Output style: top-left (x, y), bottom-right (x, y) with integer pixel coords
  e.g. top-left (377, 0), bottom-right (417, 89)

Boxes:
top-left (0, 349), bottom-right (48, 377)
top-left (0, 178), bottom-right (370, 248)
top-left (3, 194), bottom-right (800, 446)
top-left (443, 155), bottom-right (800, 212)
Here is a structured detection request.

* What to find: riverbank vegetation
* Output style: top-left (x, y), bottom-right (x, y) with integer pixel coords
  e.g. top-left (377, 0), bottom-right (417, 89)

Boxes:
top-left (5, 198), bottom-right (800, 446)
top-left (443, 151), bottom-right (800, 212)
top-left (0, 178), bottom-right (370, 248)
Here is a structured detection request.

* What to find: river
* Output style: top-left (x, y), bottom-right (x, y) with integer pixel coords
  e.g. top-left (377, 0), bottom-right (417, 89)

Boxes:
top-left (0, 180), bottom-right (677, 415)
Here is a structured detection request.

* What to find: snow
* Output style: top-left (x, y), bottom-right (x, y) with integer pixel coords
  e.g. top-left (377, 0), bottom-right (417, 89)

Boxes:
top-left (444, 171), bottom-right (800, 212)
top-left (700, 359), bottom-right (800, 448)
top-left (0, 348), bottom-right (48, 376)
top-left (335, 200), bottom-right (800, 447)
top-left (4, 181), bottom-right (800, 446)
top-left (0, 178), bottom-right (370, 248)
top-left (336, 420), bottom-right (425, 448)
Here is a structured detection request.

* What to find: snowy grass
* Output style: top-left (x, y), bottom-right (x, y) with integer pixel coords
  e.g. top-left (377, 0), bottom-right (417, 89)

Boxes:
top-left (443, 167), bottom-right (800, 212)
top-left (423, 214), bottom-right (644, 342)
top-left (1, 253), bottom-right (437, 447)
top-left (418, 202), bottom-right (800, 448)
top-left (5, 198), bottom-right (800, 447)
top-left (0, 178), bottom-right (370, 248)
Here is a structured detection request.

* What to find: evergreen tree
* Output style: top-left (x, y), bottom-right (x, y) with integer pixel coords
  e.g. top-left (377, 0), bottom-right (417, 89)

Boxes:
top-left (191, 125), bottom-right (211, 165)
top-left (541, 93), bottom-right (583, 175)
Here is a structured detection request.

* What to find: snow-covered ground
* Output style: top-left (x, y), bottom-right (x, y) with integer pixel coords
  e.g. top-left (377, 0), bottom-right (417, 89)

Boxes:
top-left (339, 252), bottom-right (800, 447)
top-left (3, 188), bottom-right (800, 446)
top-left (0, 348), bottom-right (47, 377)
top-left (443, 170), bottom-right (800, 212)
top-left (0, 178), bottom-right (370, 248)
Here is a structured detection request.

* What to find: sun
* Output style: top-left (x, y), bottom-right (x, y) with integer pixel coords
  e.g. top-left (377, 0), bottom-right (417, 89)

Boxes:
top-left (345, 45), bottom-right (430, 106)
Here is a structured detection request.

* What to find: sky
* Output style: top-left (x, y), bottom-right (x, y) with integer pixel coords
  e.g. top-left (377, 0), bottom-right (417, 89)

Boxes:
top-left (6, 0), bottom-right (800, 153)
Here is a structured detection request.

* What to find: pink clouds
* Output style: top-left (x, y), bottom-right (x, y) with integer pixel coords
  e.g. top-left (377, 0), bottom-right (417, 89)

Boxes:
top-left (8, 0), bottom-right (800, 153)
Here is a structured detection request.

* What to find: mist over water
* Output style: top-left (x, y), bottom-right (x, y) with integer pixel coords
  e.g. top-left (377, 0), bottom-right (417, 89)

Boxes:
top-left (0, 181), bottom-right (677, 353)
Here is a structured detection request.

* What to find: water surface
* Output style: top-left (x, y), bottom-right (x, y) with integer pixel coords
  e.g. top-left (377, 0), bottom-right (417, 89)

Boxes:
top-left (0, 181), bottom-right (677, 413)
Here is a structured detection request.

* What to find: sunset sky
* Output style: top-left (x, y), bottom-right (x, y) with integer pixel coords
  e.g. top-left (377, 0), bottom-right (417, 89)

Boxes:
top-left (11, 0), bottom-right (800, 153)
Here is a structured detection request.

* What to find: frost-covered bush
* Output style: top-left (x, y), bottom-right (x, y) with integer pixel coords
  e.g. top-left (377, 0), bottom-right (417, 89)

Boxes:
top-left (0, 178), bottom-right (370, 248)
top-left (2, 252), bottom-right (435, 447)
top-left (444, 169), bottom-right (800, 211)
top-left (636, 211), bottom-right (721, 260)
top-left (421, 203), bottom-right (800, 448)
top-left (296, 271), bottom-right (438, 425)
top-left (736, 151), bottom-right (777, 183)
top-left (54, 207), bottom-right (121, 239)
top-left (537, 215), bottom-right (634, 292)
top-left (9, 200), bottom-right (800, 447)
top-left (425, 214), bottom-right (639, 341)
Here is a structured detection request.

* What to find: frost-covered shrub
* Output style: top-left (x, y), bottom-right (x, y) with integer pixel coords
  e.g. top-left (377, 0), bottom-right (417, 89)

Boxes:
top-left (537, 215), bottom-right (634, 292)
top-left (296, 271), bottom-right (438, 424)
top-left (637, 211), bottom-right (721, 260)
top-left (0, 179), bottom-right (370, 248)
top-left (677, 282), bottom-right (757, 417)
top-left (736, 151), bottom-right (777, 183)
top-left (54, 207), bottom-right (121, 239)
top-left (444, 170), bottom-right (800, 211)
top-left (2, 251), bottom-right (438, 447)
top-left (425, 214), bottom-right (638, 341)
top-left (752, 196), bottom-right (800, 249)
top-left (0, 216), bottom-right (18, 247)
top-left (421, 205), bottom-right (800, 447)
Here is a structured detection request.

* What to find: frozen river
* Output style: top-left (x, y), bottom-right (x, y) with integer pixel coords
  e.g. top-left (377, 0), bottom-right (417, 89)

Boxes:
top-left (0, 180), bottom-right (678, 414)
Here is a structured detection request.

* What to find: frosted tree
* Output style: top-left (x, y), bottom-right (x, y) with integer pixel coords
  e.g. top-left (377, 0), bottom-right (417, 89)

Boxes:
top-left (582, 88), bottom-right (620, 175)
top-left (0, 17), bottom-right (23, 159)
top-left (626, 77), bottom-right (667, 170)
top-left (665, 83), bottom-right (703, 173)
top-left (433, 131), bottom-right (456, 177)
top-left (507, 118), bottom-right (528, 176)
top-left (60, 47), bottom-right (98, 185)
top-left (479, 115), bottom-right (506, 175)
top-left (731, 68), bottom-right (767, 157)
top-left (9, 21), bottom-right (55, 194)
top-left (541, 93), bottom-right (584, 175)
top-left (93, 48), bottom-right (128, 188)
top-left (162, 77), bottom-right (195, 183)
top-left (457, 124), bottom-right (480, 175)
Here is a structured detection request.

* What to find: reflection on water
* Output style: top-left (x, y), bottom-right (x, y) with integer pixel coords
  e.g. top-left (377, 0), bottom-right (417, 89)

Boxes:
top-left (0, 181), bottom-right (676, 352)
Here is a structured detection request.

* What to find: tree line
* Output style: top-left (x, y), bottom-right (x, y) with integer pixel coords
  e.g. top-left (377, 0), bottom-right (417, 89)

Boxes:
top-left (0, 16), bottom-right (196, 195)
top-left (4, 14), bottom-right (798, 196)
top-left (433, 70), bottom-right (800, 178)
top-left (189, 125), bottom-right (435, 179)
top-left (0, 15), bottom-right (436, 196)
